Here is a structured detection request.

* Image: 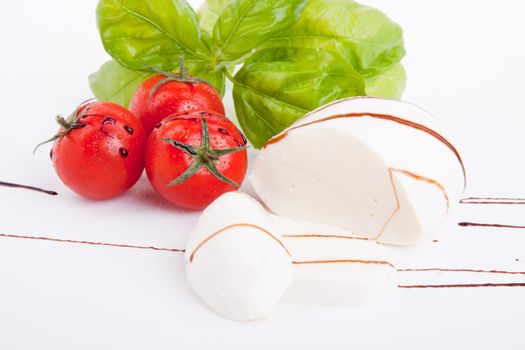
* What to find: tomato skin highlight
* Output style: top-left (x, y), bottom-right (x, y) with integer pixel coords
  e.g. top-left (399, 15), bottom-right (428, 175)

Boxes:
top-left (145, 111), bottom-right (248, 210)
top-left (130, 74), bottom-right (225, 135)
top-left (52, 102), bottom-right (146, 200)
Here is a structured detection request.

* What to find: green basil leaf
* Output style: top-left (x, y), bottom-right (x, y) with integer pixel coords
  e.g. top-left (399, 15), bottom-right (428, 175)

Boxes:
top-left (89, 60), bottom-right (153, 108)
top-left (197, 0), bottom-right (231, 35)
top-left (212, 0), bottom-right (308, 63)
top-left (263, 0), bottom-right (405, 79)
top-left (365, 63), bottom-right (406, 99)
top-left (97, 0), bottom-right (207, 71)
top-left (232, 48), bottom-right (366, 148)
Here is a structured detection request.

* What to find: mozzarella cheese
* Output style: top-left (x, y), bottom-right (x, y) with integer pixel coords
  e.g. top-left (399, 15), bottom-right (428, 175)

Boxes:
top-left (273, 215), bottom-right (398, 305)
top-left (185, 192), bottom-right (291, 322)
top-left (185, 192), bottom-right (399, 320)
top-left (251, 97), bottom-right (465, 245)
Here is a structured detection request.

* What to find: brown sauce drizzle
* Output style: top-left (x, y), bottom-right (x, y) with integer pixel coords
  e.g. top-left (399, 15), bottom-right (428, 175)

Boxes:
top-left (188, 223), bottom-right (291, 263)
top-left (399, 268), bottom-right (525, 288)
top-left (265, 112), bottom-right (466, 187)
top-left (2, 232), bottom-right (524, 290)
top-left (392, 168), bottom-right (450, 209)
top-left (0, 181), bottom-right (57, 196)
top-left (398, 268), bottom-right (525, 275)
top-left (375, 168), bottom-right (450, 240)
top-left (292, 259), bottom-right (395, 268)
top-left (0, 233), bottom-right (183, 253)
top-left (399, 283), bottom-right (525, 289)
top-left (458, 222), bottom-right (525, 229)
top-left (460, 197), bottom-right (525, 205)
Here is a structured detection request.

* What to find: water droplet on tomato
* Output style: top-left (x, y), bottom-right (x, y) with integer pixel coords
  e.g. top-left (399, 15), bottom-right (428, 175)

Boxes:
top-left (217, 128), bottom-right (229, 136)
top-left (119, 148), bottom-right (128, 158)
top-left (102, 117), bottom-right (116, 125)
top-left (240, 133), bottom-right (247, 145)
top-left (123, 125), bottom-right (134, 134)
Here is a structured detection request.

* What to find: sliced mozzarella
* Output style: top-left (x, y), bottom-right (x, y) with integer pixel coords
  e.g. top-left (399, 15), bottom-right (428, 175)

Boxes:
top-left (273, 215), bottom-right (398, 305)
top-left (251, 97), bottom-right (465, 245)
top-left (185, 192), bottom-right (291, 322)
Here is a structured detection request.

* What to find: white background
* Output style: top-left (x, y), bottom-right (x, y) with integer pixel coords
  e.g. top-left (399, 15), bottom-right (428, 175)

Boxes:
top-left (1, 0), bottom-right (525, 349)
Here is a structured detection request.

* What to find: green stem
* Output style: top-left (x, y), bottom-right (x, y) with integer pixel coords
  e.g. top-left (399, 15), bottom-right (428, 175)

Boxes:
top-left (55, 115), bottom-right (70, 129)
top-left (222, 67), bottom-right (237, 84)
top-left (214, 50), bottom-right (258, 71)
top-left (179, 56), bottom-right (189, 80)
top-left (33, 100), bottom-right (93, 154)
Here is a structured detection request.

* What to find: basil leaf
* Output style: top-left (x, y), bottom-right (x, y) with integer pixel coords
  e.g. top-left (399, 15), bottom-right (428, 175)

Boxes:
top-left (365, 63), bottom-right (406, 99)
top-left (264, 0), bottom-right (405, 79)
top-left (232, 48), bottom-right (366, 148)
top-left (197, 0), bottom-right (231, 35)
top-left (212, 0), bottom-right (308, 63)
top-left (97, 0), bottom-right (207, 71)
top-left (89, 60), bottom-right (152, 108)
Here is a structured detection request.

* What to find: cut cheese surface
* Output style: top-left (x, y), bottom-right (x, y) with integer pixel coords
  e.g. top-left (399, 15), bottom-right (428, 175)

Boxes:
top-left (252, 97), bottom-right (464, 245)
top-left (274, 215), bottom-right (398, 305)
top-left (284, 262), bottom-right (397, 305)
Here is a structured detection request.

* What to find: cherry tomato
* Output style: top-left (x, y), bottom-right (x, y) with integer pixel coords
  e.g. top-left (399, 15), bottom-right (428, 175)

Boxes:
top-left (130, 60), bottom-right (225, 135)
top-left (37, 101), bottom-right (147, 200)
top-left (145, 110), bottom-right (248, 210)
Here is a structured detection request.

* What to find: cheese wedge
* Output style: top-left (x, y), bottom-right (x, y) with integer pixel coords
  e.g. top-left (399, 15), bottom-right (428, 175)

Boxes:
top-left (185, 192), bottom-right (291, 322)
top-left (251, 97), bottom-right (465, 245)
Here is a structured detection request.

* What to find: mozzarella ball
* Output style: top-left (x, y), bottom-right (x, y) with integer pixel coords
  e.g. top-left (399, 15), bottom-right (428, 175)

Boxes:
top-left (185, 192), bottom-right (292, 322)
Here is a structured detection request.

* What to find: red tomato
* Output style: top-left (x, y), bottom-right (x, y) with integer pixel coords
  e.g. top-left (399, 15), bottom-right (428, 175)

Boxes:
top-left (39, 101), bottom-right (147, 200)
top-left (145, 110), bottom-right (248, 210)
top-left (130, 63), bottom-right (224, 135)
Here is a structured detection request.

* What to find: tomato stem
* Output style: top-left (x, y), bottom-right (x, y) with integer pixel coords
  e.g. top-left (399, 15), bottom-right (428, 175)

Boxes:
top-left (161, 116), bottom-right (246, 187)
top-left (33, 100), bottom-right (93, 154)
top-left (55, 115), bottom-right (70, 129)
top-left (145, 56), bottom-right (221, 97)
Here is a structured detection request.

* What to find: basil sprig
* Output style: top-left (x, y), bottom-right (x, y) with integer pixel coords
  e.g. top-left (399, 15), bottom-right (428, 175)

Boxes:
top-left (90, 0), bottom-right (406, 148)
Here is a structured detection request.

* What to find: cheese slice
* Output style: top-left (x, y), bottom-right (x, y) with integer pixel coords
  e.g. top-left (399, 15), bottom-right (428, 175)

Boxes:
top-left (273, 215), bottom-right (398, 305)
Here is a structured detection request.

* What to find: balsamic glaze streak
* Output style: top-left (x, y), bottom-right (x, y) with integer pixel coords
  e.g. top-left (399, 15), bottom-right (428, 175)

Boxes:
top-left (399, 283), bottom-right (525, 289)
top-left (1, 229), bottom-right (523, 290)
top-left (458, 222), bottom-right (525, 229)
top-left (398, 268), bottom-right (525, 275)
top-left (460, 197), bottom-right (525, 205)
top-left (0, 233), bottom-right (184, 253)
top-left (0, 181), bottom-right (57, 196)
